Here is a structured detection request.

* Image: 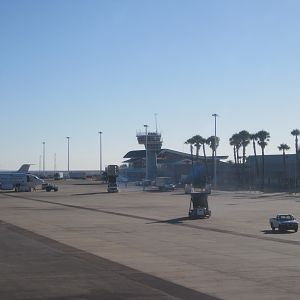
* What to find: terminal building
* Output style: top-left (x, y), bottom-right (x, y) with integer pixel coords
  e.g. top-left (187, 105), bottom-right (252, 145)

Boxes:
top-left (121, 130), bottom-right (228, 185)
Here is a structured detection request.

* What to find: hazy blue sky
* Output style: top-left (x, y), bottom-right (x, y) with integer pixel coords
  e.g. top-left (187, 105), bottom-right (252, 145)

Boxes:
top-left (1, 0), bottom-right (300, 170)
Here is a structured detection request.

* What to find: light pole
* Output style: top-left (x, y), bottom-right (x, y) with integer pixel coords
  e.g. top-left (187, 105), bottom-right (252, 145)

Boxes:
top-left (66, 136), bottom-right (70, 178)
top-left (212, 113), bottom-right (218, 188)
top-left (54, 153), bottom-right (57, 176)
top-left (42, 141), bottom-right (45, 178)
top-left (39, 155), bottom-right (41, 177)
top-left (144, 124), bottom-right (148, 180)
top-left (98, 131), bottom-right (103, 174)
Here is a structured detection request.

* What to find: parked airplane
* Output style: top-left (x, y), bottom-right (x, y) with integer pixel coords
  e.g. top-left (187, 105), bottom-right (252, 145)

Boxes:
top-left (0, 164), bottom-right (44, 192)
top-left (16, 164), bottom-right (31, 173)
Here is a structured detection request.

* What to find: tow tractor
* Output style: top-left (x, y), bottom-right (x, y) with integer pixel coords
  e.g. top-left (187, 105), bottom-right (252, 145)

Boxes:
top-left (188, 191), bottom-right (211, 218)
top-left (107, 165), bottom-right (119, 193)
top-left (42, 182), bottom-right (58, 192)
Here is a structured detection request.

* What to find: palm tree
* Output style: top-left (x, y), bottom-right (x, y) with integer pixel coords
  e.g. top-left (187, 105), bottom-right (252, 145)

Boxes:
top-left (206, 135), bottom-right (220, 181)
top-left (229, 133), bottom-right (242, 184)
top-left (191, 135), bottom-right (210, 177)
top-left (192, 135), bottom-right (202, 163)
top-left (229, 133), bottom-right (241, 166)
top-left (278, 143), bottom-right (290, 189)
top-left (256, 130), bottom-right (270, 191)
top-left (206, 136), bottom-right (220, 156)
top-left (291, 129), bottom-right (300, 175)
top-left (185, 137), bottom-right (195, 183)
top-left (229, 135), bottom-right (237, 166)
top-left (238, 130), bottom-right (250, 185)
top-left (199, 136), bottom-right (209, 180)
top-left (239, 131), bottom-right (250, 165)
top-left (250, 133), bottom-right (259, 176)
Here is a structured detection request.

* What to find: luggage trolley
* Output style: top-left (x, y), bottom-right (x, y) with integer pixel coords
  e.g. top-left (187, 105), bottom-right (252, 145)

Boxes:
top-left (189, 191), bottom-right (211, 218)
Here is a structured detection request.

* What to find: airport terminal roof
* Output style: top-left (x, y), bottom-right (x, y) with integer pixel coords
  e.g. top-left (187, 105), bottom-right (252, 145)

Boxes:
top-left (123, 157), bottom-right (145, 163)
top-left (123, 148), bottom-right (228, 161)
top-left (123, 150), bottom-right (145, 159)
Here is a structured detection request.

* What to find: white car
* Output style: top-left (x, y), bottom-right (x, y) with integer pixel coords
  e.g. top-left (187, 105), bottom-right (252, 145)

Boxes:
top-left (269, 214), bottom-right (298, 232)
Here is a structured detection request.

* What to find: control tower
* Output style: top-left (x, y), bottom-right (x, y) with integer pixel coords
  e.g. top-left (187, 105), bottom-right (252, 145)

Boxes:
top-left (136, 130), bottom-right (162, 180)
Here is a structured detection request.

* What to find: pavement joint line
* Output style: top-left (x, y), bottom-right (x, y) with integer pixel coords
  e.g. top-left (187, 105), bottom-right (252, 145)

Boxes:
top-left (2, 193), bottom-right (300, 247)
top-left (0, 220), bottom-right (222, 300)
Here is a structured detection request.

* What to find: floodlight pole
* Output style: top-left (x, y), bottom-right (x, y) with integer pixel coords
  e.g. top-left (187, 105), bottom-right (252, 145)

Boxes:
top-left (98, 131), bottom-right (103, 174)
top-left (42, 141), bottom-right (45, 178)
top-left (212, 113), bottom-right (218, 189)
top-left (66, 136), bottom-right (70, 178)
top-left (144, 124), bottom-right (148, 180)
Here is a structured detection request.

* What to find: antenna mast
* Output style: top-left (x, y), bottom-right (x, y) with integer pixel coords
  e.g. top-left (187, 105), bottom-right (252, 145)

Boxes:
top-left (154, 113), bottom-right (158, 133)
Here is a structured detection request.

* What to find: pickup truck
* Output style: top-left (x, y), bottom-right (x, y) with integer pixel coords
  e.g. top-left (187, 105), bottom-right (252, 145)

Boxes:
top-left (269, 214), bottom-right (298, 232)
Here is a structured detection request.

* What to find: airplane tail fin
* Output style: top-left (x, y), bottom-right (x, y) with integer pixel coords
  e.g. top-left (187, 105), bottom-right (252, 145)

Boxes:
top-left (17, 164), bottom-right (31, 173)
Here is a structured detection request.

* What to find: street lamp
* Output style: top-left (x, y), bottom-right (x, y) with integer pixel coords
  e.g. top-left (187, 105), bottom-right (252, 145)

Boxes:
top-left (66, 136), bottom-right (70, 178)
top-left (39, 155), bottom-right (41, 177)
top-left (144, 124), bottom-right (148, 180)
top-left (42, 141), bottom-right (45, 178)
top-left (54, 153), bottom-right (56, 176)
top-left (212, 113), bottom-right (218, 188)
top-left (98, 131), bottom-right (103, 174)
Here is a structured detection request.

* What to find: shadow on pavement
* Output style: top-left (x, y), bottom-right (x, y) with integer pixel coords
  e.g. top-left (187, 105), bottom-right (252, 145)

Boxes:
top-left (72, 192), bottom-right (108, 196)
top-left (150, 216), bottom-right (191, 225)
top-left (262, 229), bottom-right (295, 234)
top-left (171, 192), bottom-right (188, 196)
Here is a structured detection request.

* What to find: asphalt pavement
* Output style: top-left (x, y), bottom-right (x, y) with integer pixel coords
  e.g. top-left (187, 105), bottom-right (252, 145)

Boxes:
top-left (0, 220), bottom-right (219, 300)
top-left (1, 181), bottom-right (300, 300)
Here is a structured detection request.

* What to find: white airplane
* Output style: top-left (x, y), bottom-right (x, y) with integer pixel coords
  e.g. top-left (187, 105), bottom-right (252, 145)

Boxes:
top-left (0, 164), bottom-right (44, 192)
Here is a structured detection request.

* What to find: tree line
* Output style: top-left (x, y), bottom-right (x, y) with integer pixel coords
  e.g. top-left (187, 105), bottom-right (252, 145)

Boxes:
top-left (186, 129), bottom-right (300, 191)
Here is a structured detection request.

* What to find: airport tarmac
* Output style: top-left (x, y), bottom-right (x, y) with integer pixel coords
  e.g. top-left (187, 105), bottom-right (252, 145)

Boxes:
top-left (1, 180), bottom-right (300, 300)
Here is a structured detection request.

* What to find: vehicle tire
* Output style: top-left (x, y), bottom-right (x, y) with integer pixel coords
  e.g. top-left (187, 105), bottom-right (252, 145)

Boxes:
top-left (271, 226), bottom-right (275, 231)
top-left (46, 186), bottom-right (51, 192)
top-left (295, 227), bottom-right (298, 233)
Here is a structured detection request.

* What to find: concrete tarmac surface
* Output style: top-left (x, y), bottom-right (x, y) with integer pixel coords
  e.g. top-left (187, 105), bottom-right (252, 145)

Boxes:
top-left (1, 180), bottom-right (300, 300)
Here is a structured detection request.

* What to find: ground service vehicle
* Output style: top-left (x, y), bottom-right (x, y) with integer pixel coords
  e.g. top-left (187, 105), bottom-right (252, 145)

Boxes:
top-left (42, 183), bottom-right (58, 192)
top-left (155, 177), bottom-right (175, 191)
top-left (188, 192), bottom-right (211, 218)
top-left (54, 172), bottom-right (64, 180)
top-left (270, 214), bottom-right (298, 232)
top-left (184, 184), bottom-right (194, 194)
top-left (107, 165), bottom-right (119, 193)
top-left (45, 184), bottom-right (58, 192)
top-left (0, 171), bottom-right (44, 192)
